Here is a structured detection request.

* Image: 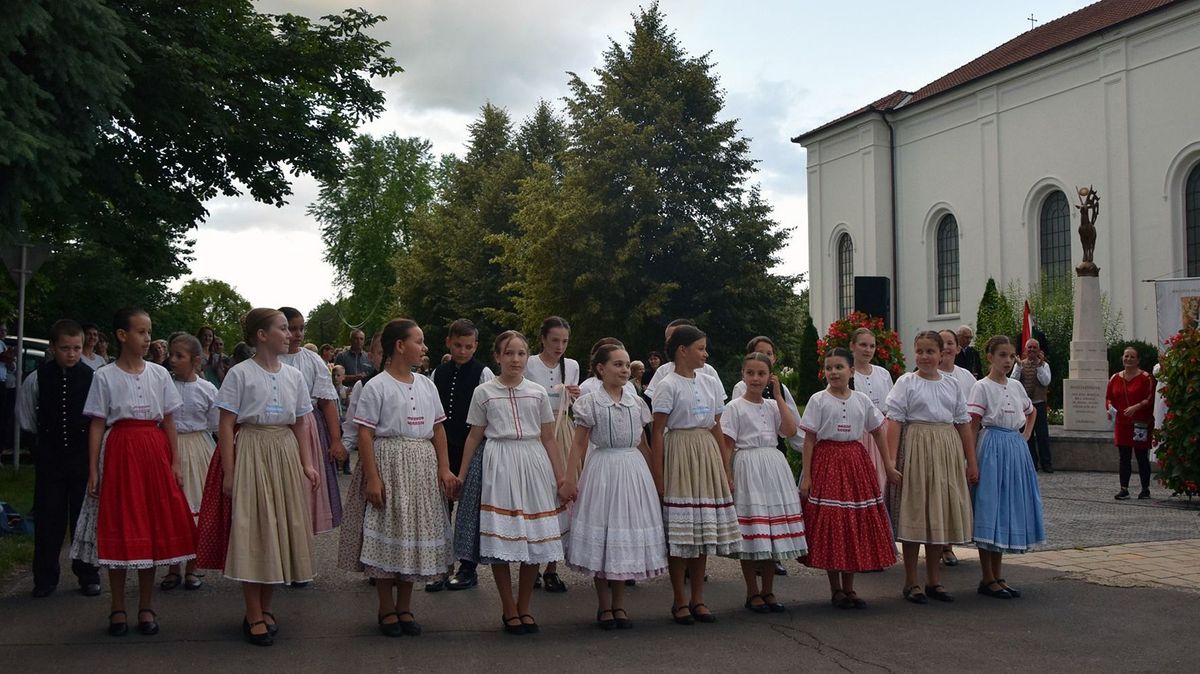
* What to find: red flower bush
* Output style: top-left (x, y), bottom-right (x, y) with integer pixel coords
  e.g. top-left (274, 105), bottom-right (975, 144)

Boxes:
top-left (817, 312), bottom-right (906, 380)
top-left (1156, 329), bottom-right (1200, 497)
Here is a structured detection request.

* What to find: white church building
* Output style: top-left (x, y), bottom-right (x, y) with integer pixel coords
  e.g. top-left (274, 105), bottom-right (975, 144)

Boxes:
top-left (794, 0), bottom-right (1200, 348)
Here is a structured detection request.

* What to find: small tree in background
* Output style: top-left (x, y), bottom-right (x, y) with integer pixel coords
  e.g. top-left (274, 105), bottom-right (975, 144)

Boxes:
top-left (975, 277), bottom-right (1018, 347)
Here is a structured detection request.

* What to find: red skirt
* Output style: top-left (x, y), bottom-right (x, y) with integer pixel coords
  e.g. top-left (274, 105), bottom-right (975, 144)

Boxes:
top-left (196, 448), bottom-right (232, 570)
top-left (802, 439), bottom-right (896, 572)
top-left (96, 420), bottom-right (196, 567)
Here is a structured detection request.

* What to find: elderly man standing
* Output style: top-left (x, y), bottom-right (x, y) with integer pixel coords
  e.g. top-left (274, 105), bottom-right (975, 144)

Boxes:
top-left (954, 325), bottom-right (982, 379)
top-left (1012, 339), bottom-right (1053, 472)
top-left (335, 328), bottom-right (376, 386)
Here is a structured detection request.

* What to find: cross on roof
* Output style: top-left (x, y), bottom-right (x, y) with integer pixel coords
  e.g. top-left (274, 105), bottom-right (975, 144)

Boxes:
top-left (1028, 12), bottom-right (1038, 30)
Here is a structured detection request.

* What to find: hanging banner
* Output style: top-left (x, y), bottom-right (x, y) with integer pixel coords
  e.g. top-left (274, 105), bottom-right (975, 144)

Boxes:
top-left (1154, 277), bottom-right (1200, 345)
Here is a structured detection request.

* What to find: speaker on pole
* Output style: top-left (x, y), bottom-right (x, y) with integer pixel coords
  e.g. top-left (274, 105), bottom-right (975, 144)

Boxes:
top-left (854, 276), bottom-right (891, 329)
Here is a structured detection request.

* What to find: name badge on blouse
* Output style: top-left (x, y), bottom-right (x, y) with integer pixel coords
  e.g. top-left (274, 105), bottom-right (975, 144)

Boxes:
top-left (265, 402), bottom-right (284, 416)
top-left (132, 403), bottom-right (151, 415)
top-left (1002, 405), bottom-right (1016, 415)
top-left (690, 405), bottom-right (710, 417)
top-left (407, 415), bottom-right (426, 426)
top-left (837, 423), bottom-right (851, 434)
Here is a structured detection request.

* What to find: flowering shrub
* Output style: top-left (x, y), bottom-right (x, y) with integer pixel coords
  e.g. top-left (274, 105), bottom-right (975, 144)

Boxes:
top-left (817, 312), bottom-right (906, 380)
top-left (1155, 329), bottom-right (1200, 497)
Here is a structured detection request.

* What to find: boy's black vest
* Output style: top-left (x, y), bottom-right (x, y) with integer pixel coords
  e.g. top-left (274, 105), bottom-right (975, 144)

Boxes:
top-left (432, 358), bottom-right (487, 448)
top-left (35, 360), bottom-right (94, 456)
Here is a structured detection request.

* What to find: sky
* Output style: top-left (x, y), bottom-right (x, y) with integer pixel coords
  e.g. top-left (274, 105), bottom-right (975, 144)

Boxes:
top-left (185, 0), bottom-right (1094, 311)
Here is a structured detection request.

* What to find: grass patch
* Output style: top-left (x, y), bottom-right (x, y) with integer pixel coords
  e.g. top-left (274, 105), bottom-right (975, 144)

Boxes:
top-left (0, 466), bottom-right (37, 580)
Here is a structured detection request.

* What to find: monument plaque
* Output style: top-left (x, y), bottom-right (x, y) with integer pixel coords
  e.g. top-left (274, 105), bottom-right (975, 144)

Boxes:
top-left (1063, 186), bottom-right (1112, 431)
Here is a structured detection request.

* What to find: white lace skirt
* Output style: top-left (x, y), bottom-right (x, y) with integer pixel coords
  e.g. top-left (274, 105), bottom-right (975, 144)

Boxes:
top-left (478, 438), bottom-right (567, 564)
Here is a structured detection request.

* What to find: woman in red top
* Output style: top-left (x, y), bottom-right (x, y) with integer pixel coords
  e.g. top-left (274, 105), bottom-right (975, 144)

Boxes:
top-left (1105, 347), bottom-right (1156, 500)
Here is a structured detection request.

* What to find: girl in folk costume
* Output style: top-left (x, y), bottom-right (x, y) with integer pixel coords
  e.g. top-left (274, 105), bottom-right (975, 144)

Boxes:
top-left (970, 336), bottom-right (1045, 599)
top-left (650, 325), bottom-right (738, 625)
top-left (578, 337), bottom-right (636, 398)
top-left (71, 308), bottom-right (196, 637)
top-left (160, 332), bottom-right (219, 592)
top-left (456, 331), bottom-right (567, 635)
top-left (524, 316), bottom-right (581, 593)
top-left (212, 308), bottom-right (320, 646)
top-left (800, 348), bottom-right (898, 609)
top-left (559, 345), bottom-right (667, 630)
top-left (338, 319), bottom-right (458, 637)
top-left (885, 331), bottom-right (977, 604)
top-left (725, 353), bottom-right (806, 614)
top-left (850, 328), bottom-right (894, 497)
top-left (936, 328), bottom-right (978, 567)
top-left (278, 307), bottom-right (345, 535)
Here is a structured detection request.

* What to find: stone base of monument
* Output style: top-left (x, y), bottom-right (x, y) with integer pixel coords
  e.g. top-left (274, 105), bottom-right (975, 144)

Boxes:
top-left (1048, 426), bottom-right (1117, 472)
top-left (1063, 379), bottom-right (1110, 431)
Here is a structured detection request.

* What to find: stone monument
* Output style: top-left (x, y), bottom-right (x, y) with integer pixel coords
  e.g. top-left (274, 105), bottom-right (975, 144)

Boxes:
top-left (1063, 186), bottom-right (1110, 430)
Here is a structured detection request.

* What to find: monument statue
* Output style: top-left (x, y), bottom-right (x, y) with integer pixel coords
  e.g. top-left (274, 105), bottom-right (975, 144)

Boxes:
top-left (1075, 185), bottom-right (1099, 276)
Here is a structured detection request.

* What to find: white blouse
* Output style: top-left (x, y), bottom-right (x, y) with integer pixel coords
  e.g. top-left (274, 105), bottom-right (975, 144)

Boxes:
top-left (279, 348), bottom-right (338, 401)
top-left (573, 390), bottom-right (651, 450)
top-left (353, 372), bottom-right (446, 440)
top-left (722, 397), bottom-right (784, 450)
top-left (885, 372), bottom-right (970, 425)
top-left (651, 371), bottom-right (725, 430)
top-left (967, 377), bottom-right (1034, 431)
top-left (174, 379), bottom-right (219, 433)
top-left (579, 377), bottom-right (637, 399)
top-left (525, 355), bottom-right (580, 412)
top-left (341, 379), bottom-right (365, 451)
top-left (84, 363), bottom-right (181, 424)
top-left (80, 353), bottom-right (107, 371)
top-left (730, 380), bottom-right (802, 442)
top-left (216, 360), bottom-right (313, 426)
top-left (853, 364), bottom-right (894, 410)
top-left (942, 365), bottom-right (977, 401)
top-left (800, 390), bottom-right (886, 441)
top-left (644, 361), bottom-right (725, 399)
top-left (467, 377), bottom-right (555, 441)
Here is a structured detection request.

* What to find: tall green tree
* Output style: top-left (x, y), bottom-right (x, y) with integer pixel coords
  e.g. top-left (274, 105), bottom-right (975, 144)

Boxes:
top-left (3, 2), bottom-right (399, 336)
top-left (499, 4), bottom-right (801, 365)
top-left (311, 134), bottom-right (436, 332)
top-left (155, 279), bottom-right (252, 348)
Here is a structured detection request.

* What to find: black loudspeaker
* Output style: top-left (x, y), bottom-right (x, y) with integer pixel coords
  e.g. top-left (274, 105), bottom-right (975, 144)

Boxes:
top-left (854, 276), bottom-right (892, 329)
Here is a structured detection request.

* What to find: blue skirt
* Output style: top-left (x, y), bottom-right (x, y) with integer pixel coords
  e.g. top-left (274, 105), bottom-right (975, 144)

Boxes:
top-left (972, 426), bottom-right (1046, 553)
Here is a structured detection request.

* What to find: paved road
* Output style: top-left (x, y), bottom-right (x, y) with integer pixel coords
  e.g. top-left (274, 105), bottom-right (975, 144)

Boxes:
top-left (2, 471), bottom-right (1197, 673)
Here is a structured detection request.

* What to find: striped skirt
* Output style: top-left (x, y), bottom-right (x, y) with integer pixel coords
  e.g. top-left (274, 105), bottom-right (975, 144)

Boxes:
top-left (478, 438), bottom-right (567, 564)
top-left (662, 428), bottom-right (741, 558)
top-left (731, 446), bottom-right (806, 560)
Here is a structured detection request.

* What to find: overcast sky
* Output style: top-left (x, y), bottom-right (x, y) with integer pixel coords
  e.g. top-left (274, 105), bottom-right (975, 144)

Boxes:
top-left (187, 0), bottom-right (1091, 311)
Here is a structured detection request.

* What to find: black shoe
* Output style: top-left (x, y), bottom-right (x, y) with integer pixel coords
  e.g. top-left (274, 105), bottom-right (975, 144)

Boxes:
top-left (763, 593), bottom-right (787, 612)
top-left (289, 580), bottom-right (310, 588)
top-left (924, 585), bottom-right (954, 603)
top-left (32, 585), bottom-right (55, 598)
top-left (744, 594), bottom-right (771, 614)
top-left (425, 576), bottom-right (447, 592)
top-left (262, 611), bottom-right (279, 636)
top-left (689, 603), bottom-right (717, 623)
top-left (446, 569), bottom-right (477, 590)
top-left (377, 612), bottom-right (403, 637)
top-left (612, 607), bottom-right (633, 629)
top-left (903, 586), bottom-right (928, 605)
top-left (520, 614), bottom-right (540, 633)
top-left (1041, 466), bottom-right (1055, 474)
top-left (977, 581), bottom-right (1012, 599)
top-left (244, 619), bottom-right (274, 646)
top-left (159, 573), bottom-right (181, 591)
top-left (183, 573), bottom-right (203, 591)
top-left (1115, 489), bottom-right (1131, 500)
top-left (773, 561), bottom-right (788, 576)
top-left (81, 583), bottom-right (102, 597)
top-left (670, 605), bottom-right (694, 625)
top-left (397, 611), bottom-right (422, 636)
top-left (596, 609), bottom-right (617, 630)
top-left (502, 614), bottom-right (525, 635)
top-left (1138, 489), bottom-right (1151, 500)
top-left (542, 572), bottom-right (568, 593)
top-left (624, 579), bottom-right (637, 587)
top-left (137, 609), bottom-right (159, 635)
top-left (108, 611), bottom-right (128, 637)
top-left (996, 579), bottom-right (1022, 598)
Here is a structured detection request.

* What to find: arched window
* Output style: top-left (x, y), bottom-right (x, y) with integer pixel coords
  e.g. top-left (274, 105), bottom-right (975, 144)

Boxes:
top-left (936, 215), bottom-right (959, 315)
top-left (1188, 164), bottom-right (1200, 277)
top-left (1039, 190), bottom-right (1071, 286)
top-left (837, 233), bottom-right (854, 317)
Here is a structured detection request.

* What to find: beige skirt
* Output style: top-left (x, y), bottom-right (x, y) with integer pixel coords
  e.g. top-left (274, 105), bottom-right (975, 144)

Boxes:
top-left (225, 425), bottom-right (315, 584)
top-left (662, 428), bottom-right (741, 558)
top-left (896, 422), bottom-right (972, 545)
top-left (553, 413), bottom-right (579, 480)
top-left (178, 431), bottom-right (216, 515)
